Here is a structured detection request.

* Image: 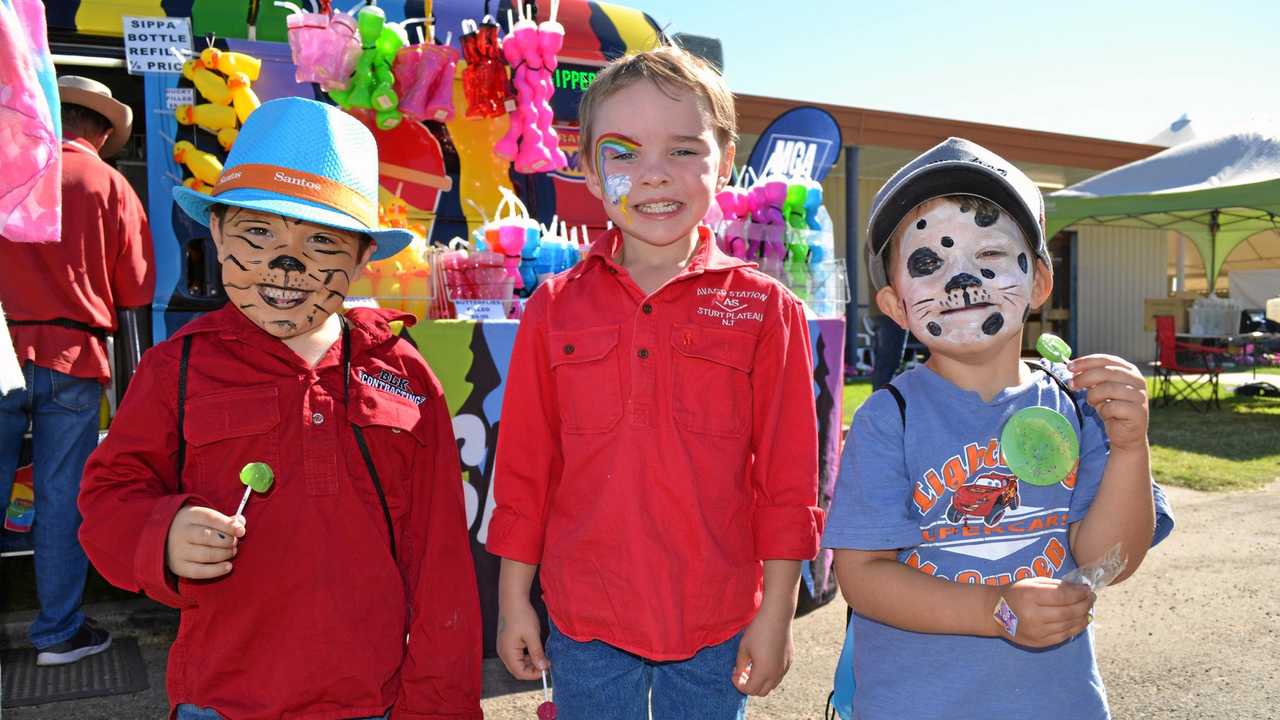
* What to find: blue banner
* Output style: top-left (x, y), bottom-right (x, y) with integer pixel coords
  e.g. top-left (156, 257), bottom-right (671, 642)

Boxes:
top-left (745, 105), bottom-right (843, 181)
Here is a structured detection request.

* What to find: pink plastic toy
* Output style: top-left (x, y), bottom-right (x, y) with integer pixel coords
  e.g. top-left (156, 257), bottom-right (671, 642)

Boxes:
top-left (276, 1), bottom-right (360, 90)
top-left (715, 187), bottom-right (751, 259)
top-left (394, 29), bottom-right (460, 122)
top-left (495, 1), bottom-right (568, 173)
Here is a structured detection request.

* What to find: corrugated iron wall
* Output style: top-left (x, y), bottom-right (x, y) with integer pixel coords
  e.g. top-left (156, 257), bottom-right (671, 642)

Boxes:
top-left (1075, 225), bottom-right (1169, 364)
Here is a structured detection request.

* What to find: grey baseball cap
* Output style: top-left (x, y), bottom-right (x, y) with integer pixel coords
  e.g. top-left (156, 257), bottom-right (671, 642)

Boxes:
top-left (865, 137), bottom-right (1048, 291)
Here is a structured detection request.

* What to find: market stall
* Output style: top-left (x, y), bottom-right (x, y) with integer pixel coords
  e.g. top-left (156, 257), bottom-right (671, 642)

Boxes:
top-left (28, 0), bottom-right (849, 656)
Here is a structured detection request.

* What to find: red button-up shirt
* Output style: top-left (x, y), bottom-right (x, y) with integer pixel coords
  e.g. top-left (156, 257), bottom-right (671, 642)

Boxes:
top-left (487, 227), bottom-right (824, 660)
top-left (0, 138), bottom-right (154, 383)
top-left (79, 305), bottom-right (482, 720)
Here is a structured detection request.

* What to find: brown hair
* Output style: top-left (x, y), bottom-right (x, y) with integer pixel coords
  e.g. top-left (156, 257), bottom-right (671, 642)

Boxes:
top-left (578, 44), bottom-right (737, 171)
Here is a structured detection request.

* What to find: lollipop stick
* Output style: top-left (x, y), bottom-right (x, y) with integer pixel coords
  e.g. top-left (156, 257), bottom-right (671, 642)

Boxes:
top-left (234, 485), bottom-right (253, 518)
top-left (541, 669), bottom-right (549, 701)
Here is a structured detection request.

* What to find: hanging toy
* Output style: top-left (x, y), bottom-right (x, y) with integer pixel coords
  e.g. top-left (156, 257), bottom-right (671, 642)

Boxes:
top-left (330, 3), bottom-right (405, 130)
top-left (496, 1), bottom-right (567, 173)
top-left (181, 58), bottom-right (231, 105)
top-left (199, 47), bottom-right (262, 82)
top-left (173, 140), bottom-right (224, 186)
top-left (227, 72), bottom-right (262, 124)
top-left (276, 1), bottom-right (361, 91)
top-left (174, 103), bottom-right (237, 133)
top-left (216, 127), bottom-right (239, 152)
top-left (394, 26), bottom-right (460, 123)
top-left (460, 17), bottom-right (510, 119)
top-left (533, 0), bottom-right (568, 171)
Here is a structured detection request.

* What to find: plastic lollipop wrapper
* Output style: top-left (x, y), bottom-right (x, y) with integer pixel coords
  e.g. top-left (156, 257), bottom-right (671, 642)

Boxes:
top-left (536, 669), bottom-right (556, 720)
top-left (1061, 543), bottom-right (1127, 591)
top-left (234, 462), bottom-right (275, 517)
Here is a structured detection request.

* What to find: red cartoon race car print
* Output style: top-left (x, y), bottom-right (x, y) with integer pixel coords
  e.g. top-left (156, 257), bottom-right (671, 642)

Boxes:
top-left (946, 472), bottom-right (1020, 526)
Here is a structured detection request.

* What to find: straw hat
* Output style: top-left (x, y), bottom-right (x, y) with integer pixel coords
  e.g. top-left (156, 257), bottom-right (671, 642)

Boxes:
top-left (173, 97), bottom-right (414, 261)
top-left (57, 75), bottom-right (133, 158)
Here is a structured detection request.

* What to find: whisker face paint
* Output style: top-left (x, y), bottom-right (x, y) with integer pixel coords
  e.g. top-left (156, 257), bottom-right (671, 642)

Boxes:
top-left (891, 197), bottom-right (1035, 351)
top-left (595, 132), bottom-right (641, 221)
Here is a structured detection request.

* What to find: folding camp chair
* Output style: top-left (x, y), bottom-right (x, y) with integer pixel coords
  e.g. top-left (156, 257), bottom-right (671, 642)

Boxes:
top-left (1151, 315), bottom-right (1227, 411)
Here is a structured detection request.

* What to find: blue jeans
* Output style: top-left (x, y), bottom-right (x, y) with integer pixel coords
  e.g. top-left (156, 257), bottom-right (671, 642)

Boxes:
top-left (0, 362), bottom-right (101, 649)
top-left (547, 619), bottom-right (748, 720)
top-left (175, 705), bottom-right (388, 719)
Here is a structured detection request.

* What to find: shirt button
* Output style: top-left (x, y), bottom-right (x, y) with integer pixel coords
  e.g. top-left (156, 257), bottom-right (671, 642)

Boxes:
top-left (642, 303), bottom-right (653, 314)
top-left (637, 348), bottom-right (649, 359)
top-left (311, 412), bottom-right (324, 425)
top-left (564, 344), bottom-right (575, 355)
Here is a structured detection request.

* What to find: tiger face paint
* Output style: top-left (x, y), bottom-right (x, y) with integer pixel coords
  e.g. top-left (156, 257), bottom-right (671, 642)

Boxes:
top-left (595, 132), bottom-right (640, 221)
top-left (889, 196), bottom-right (1035, 353)
top-left (210, 206), bottom-right (369, 339)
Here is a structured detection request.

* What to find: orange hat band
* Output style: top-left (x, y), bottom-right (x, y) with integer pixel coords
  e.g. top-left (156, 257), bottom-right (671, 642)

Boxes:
top-left (212, 163), bottom-right (376, 228)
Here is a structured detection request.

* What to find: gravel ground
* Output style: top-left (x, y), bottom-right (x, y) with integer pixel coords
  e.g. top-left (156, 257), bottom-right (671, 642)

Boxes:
top-left (5, 482), bottom-right (1277, 719)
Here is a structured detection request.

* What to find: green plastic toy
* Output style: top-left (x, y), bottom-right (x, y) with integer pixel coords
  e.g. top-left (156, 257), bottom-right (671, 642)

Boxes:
top-left (328, 3), bottom-right (404, 130)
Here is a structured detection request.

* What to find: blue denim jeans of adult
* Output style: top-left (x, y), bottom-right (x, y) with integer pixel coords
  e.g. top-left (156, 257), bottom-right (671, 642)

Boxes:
top-left (0, 362), bottom-right (102, 649)
top-left (175, 704), bottom-right (389, 719)
top-left (869, 314), bottom-right (908, 389)
top-left (547, 618), bottom-right (748, 720)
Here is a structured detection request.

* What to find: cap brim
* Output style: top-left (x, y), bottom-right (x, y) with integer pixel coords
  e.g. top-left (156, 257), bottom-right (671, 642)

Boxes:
top-left (173, 185), bottom-right (415, 261)
top-left (866, 162), bottom-right (1045, 290)
top-left (59, 87), bottom-right (132, 158)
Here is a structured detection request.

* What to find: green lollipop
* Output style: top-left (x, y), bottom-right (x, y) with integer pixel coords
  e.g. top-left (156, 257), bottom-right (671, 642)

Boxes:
top-left (1036, 333), bottom-right (1072, 364)
top-left (234, 462), bottom-right (274, 517)
top-left (1000, 407), bottom-right (1078, 486)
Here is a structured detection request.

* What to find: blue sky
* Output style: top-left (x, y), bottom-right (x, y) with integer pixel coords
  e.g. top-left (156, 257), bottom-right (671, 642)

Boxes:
top-left (634, 1), bottom-right (1276, 144)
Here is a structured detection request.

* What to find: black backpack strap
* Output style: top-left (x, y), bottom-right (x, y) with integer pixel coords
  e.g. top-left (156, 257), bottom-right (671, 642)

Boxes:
top-left (176, 335), bottom-right (193, 492)
top-left (880, 383), bottom-right (907, 429)
top-left (342, 316), bottom-right (397, 562)
top-left (1026, 360), bottom-right (1083, 429)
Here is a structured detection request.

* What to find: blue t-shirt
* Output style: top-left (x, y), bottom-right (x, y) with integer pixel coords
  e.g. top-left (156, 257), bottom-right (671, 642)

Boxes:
top-left (823, 364), bottom-right (1174, 720)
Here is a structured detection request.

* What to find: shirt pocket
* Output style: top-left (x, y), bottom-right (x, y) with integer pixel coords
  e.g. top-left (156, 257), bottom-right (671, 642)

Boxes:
top-left (548, 325), bottom-right (623, 434)
top-left (670, 323), bottom-right (756, 438)
top-left (184, 385), bottom-right (281, 509)
top-left (348, 388), bottom-right (427, 519)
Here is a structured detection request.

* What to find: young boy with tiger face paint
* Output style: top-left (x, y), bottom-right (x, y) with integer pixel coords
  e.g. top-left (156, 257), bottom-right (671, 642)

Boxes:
top-left (78, 98), bottom-right (482, 720)
top-left (821, 138), bottom-right (1173, 719)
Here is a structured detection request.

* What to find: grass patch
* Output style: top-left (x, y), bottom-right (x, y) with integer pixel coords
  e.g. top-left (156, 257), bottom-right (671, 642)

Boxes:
top-left (842, 375), bottom-right (1280, 492)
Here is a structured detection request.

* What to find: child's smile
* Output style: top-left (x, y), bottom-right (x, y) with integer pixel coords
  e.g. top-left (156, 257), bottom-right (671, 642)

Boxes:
top-left (584, 79), bottom-right (733, 250)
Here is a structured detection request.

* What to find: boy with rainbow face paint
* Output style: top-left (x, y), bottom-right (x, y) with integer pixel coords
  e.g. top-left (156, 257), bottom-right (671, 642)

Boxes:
top-left (487, 46), bottom-right (823, 718)
top-left (78, 98), bottom-right (482, 720)
top-left (822, 137), bottom-right (1174, 719)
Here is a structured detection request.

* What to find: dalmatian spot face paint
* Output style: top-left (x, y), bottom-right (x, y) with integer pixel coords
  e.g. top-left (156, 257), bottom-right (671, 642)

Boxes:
top-left (892, 197), bottom-right (1034, 352)
top-left (212, 206), bottom-right (365, 339)
top-left (596, 132), bottom-right (641, 221)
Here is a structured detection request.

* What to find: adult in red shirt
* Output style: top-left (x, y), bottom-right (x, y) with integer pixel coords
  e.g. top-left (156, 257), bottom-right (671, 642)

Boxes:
top-left (0, 75), bottom-right (153, 666)
top-left (489, 47), bottom-right (824, 717)
top-left (79, 98), bottom-right (481, 720)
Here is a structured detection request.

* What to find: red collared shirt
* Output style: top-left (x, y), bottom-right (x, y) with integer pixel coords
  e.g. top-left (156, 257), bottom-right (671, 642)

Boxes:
top-left (78, 305), bottom-right (482, 720)
top-left (487, 227), bottom-right (824, 660)
top-left (0, 137), bottom-right (154, 383)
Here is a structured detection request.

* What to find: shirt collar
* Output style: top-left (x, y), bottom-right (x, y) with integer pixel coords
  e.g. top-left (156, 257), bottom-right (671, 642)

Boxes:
top-left (62, 136), bottom-right (101, 157)
top-left (566, 225), bottom-right (752, 281)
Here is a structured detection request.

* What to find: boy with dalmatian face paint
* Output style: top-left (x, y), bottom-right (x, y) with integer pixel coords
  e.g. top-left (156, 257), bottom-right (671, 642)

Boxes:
top-left (821, 138), bottom-right (1174, 719)
top-left (78, 98), bottom-right (482, 720)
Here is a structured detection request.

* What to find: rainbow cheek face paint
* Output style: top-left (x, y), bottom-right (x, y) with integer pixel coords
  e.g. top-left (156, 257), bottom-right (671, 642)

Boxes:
top-left (595, 133), bottom-right (641, 221)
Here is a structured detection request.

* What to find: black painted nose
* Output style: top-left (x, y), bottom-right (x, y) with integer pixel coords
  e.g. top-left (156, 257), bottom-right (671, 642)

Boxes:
top-left (269, 255), bottom-right (305, 273)
top-left (945, 273), bottom-right (983, 294)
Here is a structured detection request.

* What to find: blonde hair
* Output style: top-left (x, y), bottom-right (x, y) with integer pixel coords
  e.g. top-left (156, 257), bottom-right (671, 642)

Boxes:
top-left (578, 44), bottom-right (737, 171)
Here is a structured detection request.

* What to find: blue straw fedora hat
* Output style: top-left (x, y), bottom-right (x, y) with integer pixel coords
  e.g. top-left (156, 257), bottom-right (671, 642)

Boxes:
top-left (172, 97), bottom-right (413, 261)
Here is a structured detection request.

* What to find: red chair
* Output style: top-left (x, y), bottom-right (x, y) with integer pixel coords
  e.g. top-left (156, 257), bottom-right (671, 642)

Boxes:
top-left (1152, 315), bottom-right (1227, 411)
